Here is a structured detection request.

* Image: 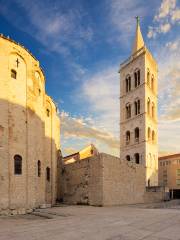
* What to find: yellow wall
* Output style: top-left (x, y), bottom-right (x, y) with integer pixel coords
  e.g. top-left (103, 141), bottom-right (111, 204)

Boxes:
top-left (0, 35), bottom-right (60, 213)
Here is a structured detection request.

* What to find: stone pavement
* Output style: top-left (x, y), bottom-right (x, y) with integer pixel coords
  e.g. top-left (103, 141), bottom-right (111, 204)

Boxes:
top-left (0, 205), bottom-right (180, 240)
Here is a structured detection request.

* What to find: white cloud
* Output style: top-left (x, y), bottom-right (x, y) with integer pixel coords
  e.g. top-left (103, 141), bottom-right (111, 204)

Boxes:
top-left (0, 0), bottom-right (93, 55)
top-left (171, 8), bottom-right (180, 21)
top-left (107, 0), bottom-right (147, 44)
top-left (60, 111), bottom-right (120, 155)
top-left (166, 39), bottom-right (180, 50)
top-left (148, 0), bottom-right (180, 38)
top-left (155, 0), bottom-right (176, 20)
top-left (60, 66), bottom-right (120, 157)
top-left (80, 66), bottom-right (120, 137)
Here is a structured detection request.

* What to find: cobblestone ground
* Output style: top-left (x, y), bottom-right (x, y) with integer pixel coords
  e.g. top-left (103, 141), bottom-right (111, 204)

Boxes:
top-left (0, 204), bottom-right (180, 240)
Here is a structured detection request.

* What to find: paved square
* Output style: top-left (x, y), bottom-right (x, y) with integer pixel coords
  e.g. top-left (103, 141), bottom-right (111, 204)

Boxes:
top-left (0, 205), bottom-right (180, 240)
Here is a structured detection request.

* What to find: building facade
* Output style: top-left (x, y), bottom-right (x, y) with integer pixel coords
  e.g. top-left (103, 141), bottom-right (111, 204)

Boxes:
top-left (63, 144), bottom-right (99, 164)
top-left (159, 154), bottom-right (180, 198)
top-left (120, 18), bottom-right (158, 186)
top-left (0, 34), bottom-right (60, 214)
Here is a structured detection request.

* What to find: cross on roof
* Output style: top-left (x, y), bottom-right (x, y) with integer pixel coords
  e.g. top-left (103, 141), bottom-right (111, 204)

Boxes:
top-left (16, 58), bottom-right (20, 68)
top-left (135, 16), bottom-right (140, 24)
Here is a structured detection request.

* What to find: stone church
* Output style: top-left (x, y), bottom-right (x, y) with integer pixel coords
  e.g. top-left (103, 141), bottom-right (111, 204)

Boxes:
top-left (0, 19), bottom-right (163, 214)
top-left (0, 34), bottom-right (61, 214)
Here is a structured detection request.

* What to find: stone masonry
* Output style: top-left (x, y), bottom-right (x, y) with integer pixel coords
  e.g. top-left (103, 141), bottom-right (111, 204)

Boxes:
top-left (0, 34), bottom-right (60, 215)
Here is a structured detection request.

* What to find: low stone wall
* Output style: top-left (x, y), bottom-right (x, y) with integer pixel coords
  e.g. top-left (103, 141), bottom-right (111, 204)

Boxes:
top-left (144, 187), bottom-right (165, 203)
top-left (62, 153), bottom-right (164, 206)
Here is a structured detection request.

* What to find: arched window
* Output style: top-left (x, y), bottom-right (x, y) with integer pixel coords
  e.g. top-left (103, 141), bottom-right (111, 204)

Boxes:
top-left (134, 99), bottom-right (140, 115)
top-left (152, 102), bottom-right (155, 118)
top-left (11, 69), bottom-right (17, 79)
top-left (134, 69), bottom-right (140, 88)
top-left (14, 155), bottom-right (22, 175)
top-left (151, 75), bottom-right (154, 91)
top-left (46, 167), bottom-right (50, 181)
top-left (134, 153), bottom-right (140, 164)
top-left (126, 103), bottom-right (131, 119)
top-left (147, 98), bottom-right (150, 115)
top-left (125, 75), bottom-right (131, 93)
top-left (147, 69), bottom-right (150, 86)
top-left (148, 127), bottom-right (151, 140)
top-left (46, 109), bottom-right (50, 117)
top-left (152, 131), bottom-right (155, 143)
top-left (126, 131), bottom-right (130, 144)
top-left (126, 155), bottom-right (130, 161)
top-left (38, 160), bottom-right (41, 177)
top-left (135, 127), bottom-right (139, 142)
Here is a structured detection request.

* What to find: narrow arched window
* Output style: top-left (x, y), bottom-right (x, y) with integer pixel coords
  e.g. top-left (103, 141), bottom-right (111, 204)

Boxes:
top-left (152, 102), bottom-right (155, 118)
top-left (134, 153), bottom-right (140, 164)
top-left (126, 155), bottom-right (130, 161)
top-left (126, 103), bottom-right (131, 119)
top-left (134, 69), bottom-right (140, 88)
top-left (125, 75), bottom-right (131, 93)
top-left (14, 155), bottom-right (22, 175)
top-left (11, 69), bottom-right (17, 79)
top-left (137, 99), bottom-right (140, 114)
top-left (148, 127), bottom-right (151, 140)
top-left (147, 98), bottom-right (150, 115)
top-left (135, 127), bottom-right (139, 142)
top-left (46, 167), bottom-right (50, 181)
top-left (134, 99), bottom-right (140, 115)
top-left (126, 131), bottom-right (130, 144)
top-left (134, 101), bottom-right (137, 115)
top-left (151, 75), bottom-right (154, 91)
top-left (147, 69), bottom-right (150, 86)
top-left (46, 109), bottom-right (50, 117)
top-left (38, 160), bottom-right (41, 177)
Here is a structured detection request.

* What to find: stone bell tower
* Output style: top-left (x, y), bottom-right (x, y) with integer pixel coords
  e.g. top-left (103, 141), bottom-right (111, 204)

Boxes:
top-left (120, 18), bottom-right (158, 186)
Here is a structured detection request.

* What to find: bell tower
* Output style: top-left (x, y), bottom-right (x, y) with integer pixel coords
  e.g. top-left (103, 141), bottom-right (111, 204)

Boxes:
top-left (120, 18), bottom-right (158, 186)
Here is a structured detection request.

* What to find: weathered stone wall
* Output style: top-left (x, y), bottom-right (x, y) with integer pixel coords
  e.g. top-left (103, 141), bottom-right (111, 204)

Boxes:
top-left (62, 153), bottom-right (164, 206)
top-left (102, 153), bottom-right (146, 205)
top-left (0, 35), bottom-right (60, 215)
top-left (62, 155), bottom-right (103, 206)
top-left (144, 187), bottom-right (165, 203)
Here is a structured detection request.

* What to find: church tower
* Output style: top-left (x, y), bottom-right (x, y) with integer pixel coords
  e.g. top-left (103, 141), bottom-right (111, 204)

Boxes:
top-left (120, 18), bottom-right (158, 186)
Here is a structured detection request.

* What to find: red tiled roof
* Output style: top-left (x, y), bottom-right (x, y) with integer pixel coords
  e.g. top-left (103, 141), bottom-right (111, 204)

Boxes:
top-left (158, 153), bottom-right (180, 160)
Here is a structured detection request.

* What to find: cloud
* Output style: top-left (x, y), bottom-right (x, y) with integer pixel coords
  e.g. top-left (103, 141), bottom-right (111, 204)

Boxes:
top-left (147, 0), bottom-right (180, 38)
top-left (80, 66), bottom-right (120, 136)
top-left (0, 0), bottom-right (93, 55)
top-left (60, 111), bottom-right (119, 152)
top-left (63, 147), bottom-right (78, 155)
top-left (166, 39), bottom-right (180, 50)
top-left (155, 0), bottom-right (176, 20)
top-left (107, 0), bottom-right (147, 44)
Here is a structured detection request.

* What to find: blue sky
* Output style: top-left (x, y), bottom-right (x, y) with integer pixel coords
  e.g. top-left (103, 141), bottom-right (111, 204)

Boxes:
top-left (0, 0), bottom-right (179, 156)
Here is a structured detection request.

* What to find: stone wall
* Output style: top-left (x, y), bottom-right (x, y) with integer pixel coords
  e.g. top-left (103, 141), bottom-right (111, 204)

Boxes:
top-left (62, 153), bottom-right (164, 206)
top-left (62, 155), bottom-right (103, 206)
top-left (102, 153), bottom-right (146, 205)
top-left (0, 35), bottom-right (60, 215)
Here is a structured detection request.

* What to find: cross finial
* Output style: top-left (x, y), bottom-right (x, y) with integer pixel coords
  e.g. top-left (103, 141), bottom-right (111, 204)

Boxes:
top-left (135, 16), bottom-right (140, 25)
top-left (16, 58), bottom-right (20, 68)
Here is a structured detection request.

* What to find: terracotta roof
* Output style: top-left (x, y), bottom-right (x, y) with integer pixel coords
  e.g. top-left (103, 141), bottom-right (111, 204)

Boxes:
top-left (158, 153), bottom-right (180, 160)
